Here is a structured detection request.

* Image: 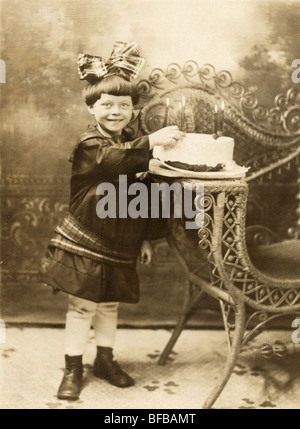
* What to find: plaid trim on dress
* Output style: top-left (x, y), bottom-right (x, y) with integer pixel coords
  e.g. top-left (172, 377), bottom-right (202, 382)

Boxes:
top-left (51, 212), bottom-right (136, 265)
top-left (78, 41), bottom-right (144, 81)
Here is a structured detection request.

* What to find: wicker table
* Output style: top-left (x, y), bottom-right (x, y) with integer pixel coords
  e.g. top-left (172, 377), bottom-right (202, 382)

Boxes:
top-left (149, 163), bottom-right (300, 409)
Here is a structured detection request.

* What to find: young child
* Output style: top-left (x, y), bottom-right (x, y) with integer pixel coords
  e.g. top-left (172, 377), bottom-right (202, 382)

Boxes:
top-left (40, 41), bottom-right (185, 401)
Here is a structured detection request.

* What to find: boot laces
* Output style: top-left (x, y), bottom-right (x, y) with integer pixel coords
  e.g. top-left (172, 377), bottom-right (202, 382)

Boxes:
top-left (65, 366), bottom-right (82, 378)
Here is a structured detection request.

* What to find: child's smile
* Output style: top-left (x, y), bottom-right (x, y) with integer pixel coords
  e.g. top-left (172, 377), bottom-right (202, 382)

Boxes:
top-left (88, 94), bottom-right (133, 136)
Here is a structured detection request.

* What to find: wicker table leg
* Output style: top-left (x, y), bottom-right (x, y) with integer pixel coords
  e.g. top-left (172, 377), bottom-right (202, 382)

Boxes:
top-left (202, 301), bottom-right (246, 409)
top-left (158, 284), bottom-right (206, 365)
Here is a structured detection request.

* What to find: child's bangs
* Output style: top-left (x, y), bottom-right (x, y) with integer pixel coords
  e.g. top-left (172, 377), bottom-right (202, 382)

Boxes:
top-left (83, 76), bottom-right (139, 106)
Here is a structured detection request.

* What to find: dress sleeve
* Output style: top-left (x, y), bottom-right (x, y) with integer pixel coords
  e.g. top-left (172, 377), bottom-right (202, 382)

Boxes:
top-left (72, 135), bottom-right (150, 179)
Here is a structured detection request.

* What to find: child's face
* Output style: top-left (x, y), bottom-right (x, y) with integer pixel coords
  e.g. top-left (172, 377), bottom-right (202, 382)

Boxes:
top-left (88, 93), bottom-right (133, 136)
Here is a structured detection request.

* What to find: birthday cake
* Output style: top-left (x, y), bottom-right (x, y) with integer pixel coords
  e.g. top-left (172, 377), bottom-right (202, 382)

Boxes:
top-left (153, 133), bottom-right (235, 172)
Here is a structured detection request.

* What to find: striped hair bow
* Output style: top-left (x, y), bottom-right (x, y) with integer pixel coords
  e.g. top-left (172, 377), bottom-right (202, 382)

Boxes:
top-left (78, 41), bottom-right (145, 82)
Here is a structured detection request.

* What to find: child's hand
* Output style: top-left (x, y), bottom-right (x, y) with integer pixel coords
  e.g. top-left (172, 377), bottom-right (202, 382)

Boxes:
top-left (140, 240), bottom-right (153, 265)
top-left (148, 126), bottom-right (186, 150)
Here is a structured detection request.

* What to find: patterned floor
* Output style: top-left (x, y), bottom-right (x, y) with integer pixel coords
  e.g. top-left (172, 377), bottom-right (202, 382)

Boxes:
top-left (1, 327), bottom-right (300, 409)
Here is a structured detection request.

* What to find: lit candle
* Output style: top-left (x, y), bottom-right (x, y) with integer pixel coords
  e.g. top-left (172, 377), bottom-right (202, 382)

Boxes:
top-left (218, 100), bottom-right (225, 135)
top-left (213, 104), bottom-right (218, 135)
top-left (178, 101), bottom-right (182, 129)
top-left (181, 96), bottom-right (186, 131)
top-left (164, 97), bottom-right (170, 127)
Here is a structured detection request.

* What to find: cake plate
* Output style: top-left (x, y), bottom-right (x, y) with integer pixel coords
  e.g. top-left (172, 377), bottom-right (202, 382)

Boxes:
top-left (149, 158), bottom-right (249, 179)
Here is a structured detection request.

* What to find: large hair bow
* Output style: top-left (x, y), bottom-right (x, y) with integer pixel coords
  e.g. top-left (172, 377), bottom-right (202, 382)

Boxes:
top-left (78, 41), bottom-right (145, 82)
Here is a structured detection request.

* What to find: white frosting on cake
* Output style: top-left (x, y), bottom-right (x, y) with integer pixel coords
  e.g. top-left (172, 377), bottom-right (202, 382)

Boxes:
top-left (153, 133), bottom-right (234, 167)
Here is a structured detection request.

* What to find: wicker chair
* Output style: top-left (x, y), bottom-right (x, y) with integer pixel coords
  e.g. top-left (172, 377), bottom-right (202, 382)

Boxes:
top-left (134, 62), bottom-right (300, 408)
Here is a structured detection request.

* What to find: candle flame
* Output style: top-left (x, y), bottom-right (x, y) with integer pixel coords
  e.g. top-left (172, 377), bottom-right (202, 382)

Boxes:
top-left (214, 104), bottom-right (218, 113)
top-left (182, 96), bottom-right (186, 107)
top-left (221, 100), bottom-right (225, 110)
top-left (166, 97), bottom-right (170, 107)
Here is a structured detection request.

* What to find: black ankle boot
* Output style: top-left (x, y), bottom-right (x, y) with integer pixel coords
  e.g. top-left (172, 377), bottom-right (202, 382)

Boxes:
top-left (57, 355), bottom-right (83, 400)
top-left (94, 346), bottom-right (134, 388)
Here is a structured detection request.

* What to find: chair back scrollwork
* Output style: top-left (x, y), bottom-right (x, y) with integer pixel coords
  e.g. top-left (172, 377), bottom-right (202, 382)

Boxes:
top-left (135, 61), bottom-right (300, 239)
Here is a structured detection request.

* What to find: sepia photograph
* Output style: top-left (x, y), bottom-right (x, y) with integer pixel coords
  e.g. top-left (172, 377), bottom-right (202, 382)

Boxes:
top-left (1, 0), bottom-right (300, 413)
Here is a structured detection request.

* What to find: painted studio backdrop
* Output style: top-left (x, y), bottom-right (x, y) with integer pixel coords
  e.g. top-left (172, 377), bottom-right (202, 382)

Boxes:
top-left (1, 0), bottom-right (299, 326)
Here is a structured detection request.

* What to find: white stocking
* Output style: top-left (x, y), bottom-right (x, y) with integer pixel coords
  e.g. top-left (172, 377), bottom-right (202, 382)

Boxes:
top-left (64, 295), bottom-right (97, 356)
top-left (93, 302), bottom-right (119, 348)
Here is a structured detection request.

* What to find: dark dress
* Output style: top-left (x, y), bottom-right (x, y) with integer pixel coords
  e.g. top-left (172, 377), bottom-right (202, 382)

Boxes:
top-left (39, 125), bottom-right (161, 304)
